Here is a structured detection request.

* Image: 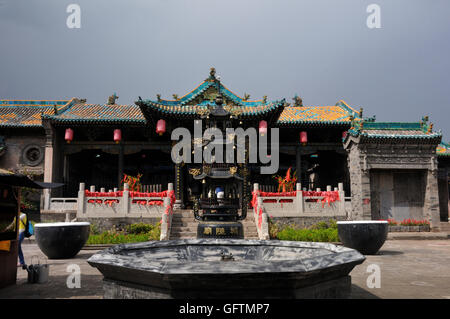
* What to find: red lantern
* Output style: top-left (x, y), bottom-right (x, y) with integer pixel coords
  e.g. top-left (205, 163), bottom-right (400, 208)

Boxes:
top-left (259, 120), bottom-right (268, 136)
top-left (300, 131), bottom-right (307, 145)
top-left (156, 119), bottom-right (166, 136)
top-left (342, 131), bottom-right (348, 139)
top-left (114, 129), bottom-right (122, 144)
top-left (65, 128), bottom-right (74, 144)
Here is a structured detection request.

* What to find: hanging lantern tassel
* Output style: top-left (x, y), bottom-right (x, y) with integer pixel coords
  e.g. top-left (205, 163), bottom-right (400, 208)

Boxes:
top-left (114, 129), bottom-right (122, 144)
top-left (259, 120), bottom-right (268, 136)
top-left (65, 128), bottom-right (74, 144)
top-left (156, 119), bottom-right (166, 136)
top-left (300, 131), bottom-right (307, 146)
top-left (342, 131), bottom-right (348, 140)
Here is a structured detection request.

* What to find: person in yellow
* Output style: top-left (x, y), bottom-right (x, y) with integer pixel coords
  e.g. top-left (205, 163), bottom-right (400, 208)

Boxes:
top-left (17, 213), bottom-right (27, 267)
top-left (3, 213), bottom-right (27, 267)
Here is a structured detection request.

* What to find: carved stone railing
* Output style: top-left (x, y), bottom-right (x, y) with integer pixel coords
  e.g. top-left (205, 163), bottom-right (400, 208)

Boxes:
top-left (48, 197), bottom-right (78, 211)
top-left (76, 183), bottom-right (175, 220)
top-left (252, 183), bottom-right (346, 219)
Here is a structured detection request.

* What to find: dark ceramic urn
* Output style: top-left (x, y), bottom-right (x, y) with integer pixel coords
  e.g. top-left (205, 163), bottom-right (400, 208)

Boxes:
top-left (337, 221), bottom-right (388, 255)
top-left (34, 222), bottom-right (90, 259)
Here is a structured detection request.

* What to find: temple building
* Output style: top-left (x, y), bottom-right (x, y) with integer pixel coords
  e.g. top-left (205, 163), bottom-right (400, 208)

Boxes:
top-left (0, 68), bottom-right (449, 230)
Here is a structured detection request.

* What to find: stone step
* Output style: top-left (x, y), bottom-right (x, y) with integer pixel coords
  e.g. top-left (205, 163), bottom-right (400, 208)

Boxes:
top-left (171, 227), bottom-right (198, 233)
top-left (170, 236), bottom-right (260, 240)
top-left (170, 231), bottom-right (259, 236)
top-left (171, 236), bottom-right (197, 239)
top-left (171, 218), bottom-right (198, 223)
top-left (171, 222), bottom-right (200, 227)
top-left (170, 232), bottom-right (197, 238)
top-left (172, 214), bottom-right (254, 221)
top-left (170, 208), bottom-right (259, 239)
top-left (173, 212), bottom-right (254, 218)
top-left (172, 211), bottom-right (195, 217)
top-left (171, 224), bottom-right (256, 230)
top-left (172, 216), bottom-right (256, 225)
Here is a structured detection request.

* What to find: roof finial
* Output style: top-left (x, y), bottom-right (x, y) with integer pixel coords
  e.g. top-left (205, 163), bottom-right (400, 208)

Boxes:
top-left (209, 67), bottom-right (216, 80)
top-left (156, 94), bottom-right (161, 102)
top-left (243, 93), bottom-right (250, 101)
top-left (263, 95), bottom-right (267, 103)
top-left (293, 95), bottom-right (303, 107)
top-left (359, 107), bottom-right (363, 118)
top-left (107, 93), bottom-right (119, 105)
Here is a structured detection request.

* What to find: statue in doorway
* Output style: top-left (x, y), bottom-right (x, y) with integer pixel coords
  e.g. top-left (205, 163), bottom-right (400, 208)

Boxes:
top-left (307, 163), bottom-right (320, 190)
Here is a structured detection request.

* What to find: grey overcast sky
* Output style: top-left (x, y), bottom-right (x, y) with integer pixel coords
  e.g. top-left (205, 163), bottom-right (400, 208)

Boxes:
top-left (0, 0), bottom-right (449, 138)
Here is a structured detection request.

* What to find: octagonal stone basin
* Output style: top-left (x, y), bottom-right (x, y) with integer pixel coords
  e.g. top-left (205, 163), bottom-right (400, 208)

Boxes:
top-left (337, 221), bottom-right (388, 255)
top-left (88, 239), bottom-right (365, 299)
top-left (35, 222), bottom-right (90, 259)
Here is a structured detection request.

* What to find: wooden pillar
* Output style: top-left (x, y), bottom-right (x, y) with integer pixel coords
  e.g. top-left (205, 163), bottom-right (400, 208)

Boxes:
top-left (296, 146), bottom-right (302, 184)
top-left (117, 143), bottom-right (124, 187)
top-left (174, 163), bottom-right (184, 209)
top-left (63, 154), bottom-right (69, 196)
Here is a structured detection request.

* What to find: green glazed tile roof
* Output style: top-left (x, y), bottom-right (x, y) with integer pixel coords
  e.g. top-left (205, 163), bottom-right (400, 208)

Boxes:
top-left (346, 120), bottom-right (442, 142)
top-left (144, 79), bottom-right (270, 107)
top-left (138, 99), bottom-right (286, 119)
top-left (437, 142), bottom-right (450, 157)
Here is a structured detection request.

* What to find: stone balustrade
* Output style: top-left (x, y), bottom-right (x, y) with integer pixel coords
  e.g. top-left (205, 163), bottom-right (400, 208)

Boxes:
top-left (48, 197), bottom-right (78, 211)
top-left (77, 182), bottom-right (174, 219)
top-left (253, 182), bottom-right (347, 218)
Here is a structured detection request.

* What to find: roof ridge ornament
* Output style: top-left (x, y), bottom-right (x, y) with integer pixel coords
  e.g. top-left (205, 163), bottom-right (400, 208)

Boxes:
top-left (208, 67), bottom-right (216, 81)
top-left (107, 93), bottom-right (119, 105)
top-left (293, 95), bottom-right (303, 107)
top-left (421, 116), bottom-right (430, 132)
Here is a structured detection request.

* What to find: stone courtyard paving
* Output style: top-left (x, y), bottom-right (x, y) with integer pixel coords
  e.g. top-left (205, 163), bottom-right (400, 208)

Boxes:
top-left (0, 240), bottom-right (449, 299)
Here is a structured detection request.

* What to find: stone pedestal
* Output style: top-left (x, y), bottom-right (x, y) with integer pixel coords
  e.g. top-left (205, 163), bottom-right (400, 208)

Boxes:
top-left (103, 275), bottom-right (353, 299)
